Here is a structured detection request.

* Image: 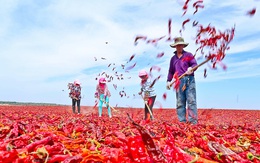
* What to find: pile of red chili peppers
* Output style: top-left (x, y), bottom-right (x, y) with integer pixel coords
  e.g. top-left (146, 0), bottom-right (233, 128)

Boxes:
top-left (0, 105), bottom-right (260, 162)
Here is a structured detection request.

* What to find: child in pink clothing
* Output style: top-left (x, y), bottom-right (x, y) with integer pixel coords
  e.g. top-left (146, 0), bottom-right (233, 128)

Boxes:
top-left (95, 77), bottom-right (112, 118)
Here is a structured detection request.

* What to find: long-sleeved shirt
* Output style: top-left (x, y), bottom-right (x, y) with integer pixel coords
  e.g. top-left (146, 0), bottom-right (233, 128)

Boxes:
top-left (96, 84), bottom-right (111, 97)
top-left (69, 84), bottom-right (81, 100)
top-left (167, 50), bottom-right (197, 82)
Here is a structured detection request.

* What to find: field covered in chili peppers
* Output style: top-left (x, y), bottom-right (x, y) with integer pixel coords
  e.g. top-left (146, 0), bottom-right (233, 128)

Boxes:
top-left (0, 105), bottom-right (259, 163)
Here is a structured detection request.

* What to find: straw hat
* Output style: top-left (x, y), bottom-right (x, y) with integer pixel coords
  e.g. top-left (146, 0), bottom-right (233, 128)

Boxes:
top-left (170, 37), bottom-right (189, 48)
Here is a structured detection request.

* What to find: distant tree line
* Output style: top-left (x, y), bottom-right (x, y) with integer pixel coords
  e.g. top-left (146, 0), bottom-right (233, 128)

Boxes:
top-left (0, 101), bottom-right (61, 106)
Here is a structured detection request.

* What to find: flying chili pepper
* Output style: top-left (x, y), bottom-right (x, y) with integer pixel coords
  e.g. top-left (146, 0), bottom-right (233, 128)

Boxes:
top-left (113, 84), bottom-right (117, 90)
top-left (150, 65), bottom-right (161, 73)
top-left (193, 0), bottom-right (204, 14)
top-left (204, 68), bottom-right (207, 78)
top-left (125, 63), bottom-right (136, 71)
top-left (173, 72), bottom-right (180, 90)
top-left (182, 56), bottom-right (194, 62)
top-left (182, 18), bottom-right (190, 30)
top-left (246, 7), bottom-right (256, 16)
top-left (182, 0), bottom-right (190, 16)
top-left (193, 20), bottom-right (199, 27)
top-left (156, 52), bottom-right (164, 58)
top-left (134, 35), bottom-right (147, 45)
top-left (149, 75), bottom-right (161, 88)
top-left (167, 18), bottom-right (173, 41)
top-left (162, 93), bottom-right (167, 100)
top-left (193, 4), bottom-right (204, 14)
top-left (128, 54), bottom-right (135, 63)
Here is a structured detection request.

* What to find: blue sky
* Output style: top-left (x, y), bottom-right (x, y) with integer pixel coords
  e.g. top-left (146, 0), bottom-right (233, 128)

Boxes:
top-left (0, 0), bottom-right (259, 110)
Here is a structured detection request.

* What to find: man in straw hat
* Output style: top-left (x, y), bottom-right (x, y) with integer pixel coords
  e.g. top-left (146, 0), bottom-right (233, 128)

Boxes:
top-left (166, 37), bottom-right (198, 124)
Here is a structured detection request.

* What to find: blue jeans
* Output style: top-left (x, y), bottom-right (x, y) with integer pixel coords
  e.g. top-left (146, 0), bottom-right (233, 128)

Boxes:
top-left (99, 94), bottom-right (112, 117)
top-left (176, 75), bottom-right (198, 124)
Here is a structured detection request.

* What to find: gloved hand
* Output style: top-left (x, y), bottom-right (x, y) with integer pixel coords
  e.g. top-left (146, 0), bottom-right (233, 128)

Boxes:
top-left (166, 81), bottom-right (171, 90)
top-left (138, 91), bottom-right (142, 95)
top-left (186, 67), bottom-right (193, 75)
top-left (94, 92), bottom-right (98, 98)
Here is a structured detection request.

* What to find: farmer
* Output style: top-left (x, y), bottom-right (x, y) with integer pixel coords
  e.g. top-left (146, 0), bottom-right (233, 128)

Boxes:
top-left (138, 69), bottom-right (156, 120)
top-left (95, 77), bottom-right (112, 118)
top-left (68, 80), bottom-right (81, 114)
top-left (166, 37), bottom-right (198, 124)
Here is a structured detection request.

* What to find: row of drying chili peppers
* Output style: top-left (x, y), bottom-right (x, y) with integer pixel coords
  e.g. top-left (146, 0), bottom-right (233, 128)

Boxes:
top-left (0, 105), bottom-right (259, 162)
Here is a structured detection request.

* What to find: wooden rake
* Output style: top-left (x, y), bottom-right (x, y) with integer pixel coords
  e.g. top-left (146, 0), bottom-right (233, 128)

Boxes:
top-left (140, 94), bottom-right (154, 119)
top-left (101, 98), bottom-right (119, 113)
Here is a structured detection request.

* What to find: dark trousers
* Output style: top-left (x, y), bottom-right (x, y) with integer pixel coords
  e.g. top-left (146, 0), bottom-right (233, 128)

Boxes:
top-left (72, 99), bottom-right (80, 113)
top-left (144, 95), bottom-right (156, 120)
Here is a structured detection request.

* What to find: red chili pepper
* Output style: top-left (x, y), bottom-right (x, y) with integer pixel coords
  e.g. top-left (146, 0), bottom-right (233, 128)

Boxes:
top-left (125, 63), bottom-right (136, 72)
top-left (182, 18), bottom-right (190, 30)
top-left (48, 154), bottom-right (71, 163)
top-left (44, 143), bottom-right (65, 156)
top-left (167, 18), bottom-right (173, 41)
top-left (156, 52), bottom-right (164, 58)
top-left (173, 72), bottom-right (180, 90)
top-left (128, 54), bottom-right (135, 63)
top-left (134, 35), bottom-right (147, 45)
top-left (0, 149), bottom-right (19, 162)
top-left (146, 36), bottom-right (165, 46)
top-left (26, 136), bottom-right (53, 152)
top-left (163, 124), bottom-right (194, 162)
top-left (162, 93), bottom-right (167, 100)
top-left (63, 155), bottom-right (83, 163)
top-left (246, 7), bottom-right (256, 17)
top-left (127, 113), bottom-right (167, 162)
top-left (127, 135), bottom-right (151, 163)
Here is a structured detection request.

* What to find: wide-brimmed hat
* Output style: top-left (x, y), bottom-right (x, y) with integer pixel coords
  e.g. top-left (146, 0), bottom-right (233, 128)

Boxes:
top-left (170, 37), bottom-right (189, 48)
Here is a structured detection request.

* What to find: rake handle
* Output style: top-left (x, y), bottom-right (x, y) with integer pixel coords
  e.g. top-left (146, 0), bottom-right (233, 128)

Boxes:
top-left (140, 94), bottom-right (154, 119)
top-left (101, 98), bottom-right (118, 112)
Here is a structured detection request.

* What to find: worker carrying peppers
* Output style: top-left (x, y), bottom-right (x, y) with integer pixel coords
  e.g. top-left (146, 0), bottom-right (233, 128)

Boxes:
top-left (68, 80), bottom-right (81, 114)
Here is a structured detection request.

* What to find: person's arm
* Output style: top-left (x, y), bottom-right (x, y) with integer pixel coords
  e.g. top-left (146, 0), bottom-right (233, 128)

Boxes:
top-left (95, 85), bottom-right (100, 98)
top-left (106, 88), bottom-right (111, 97)
top-left (138, 87), bottom-right (143, 95)
top-left (166, 57), bottom-right (175, 90)
top-left (167, 57), bottom-right (175, 82)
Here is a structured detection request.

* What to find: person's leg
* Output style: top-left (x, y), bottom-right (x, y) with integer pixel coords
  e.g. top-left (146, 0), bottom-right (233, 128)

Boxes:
top-left (105, 96), bottom-right (112, 118)
top-left (72, 99), bottom-right (76, 113)
top-left (98, 94), bottom-right (104, 117)
top-left (186, 76), bottom-right (198, 124)
top-left (77, 100), bottom-right (81, 114)
top-left (176, 77), bottom-right (187, 122)
top-left (144, 103), bottom-right (149, 120)
top-left (148, 96), bottom-right (156, 120)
